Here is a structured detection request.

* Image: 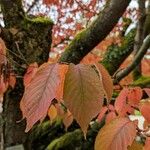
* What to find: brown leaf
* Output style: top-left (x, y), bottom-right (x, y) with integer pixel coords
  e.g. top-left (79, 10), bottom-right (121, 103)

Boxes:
top-left (20, 63), bottom-right (60, 132)
top-left (63, 64), bottom-right (104, 137)
top-left (95, 117), bottom-right (137, 150)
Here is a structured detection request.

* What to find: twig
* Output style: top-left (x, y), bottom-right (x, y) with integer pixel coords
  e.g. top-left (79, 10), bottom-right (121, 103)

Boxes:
top-left (15, 42), bottom-right (29, 65)
top-left (113, 34), bottom-right (150, 84)
top-left (7, 48), bottom-right (28, 65)
top-left (26, 0), bottom-right (39, 14)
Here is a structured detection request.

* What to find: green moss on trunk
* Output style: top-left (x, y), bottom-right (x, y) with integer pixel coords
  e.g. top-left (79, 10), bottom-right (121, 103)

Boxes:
top-left (101, 29), bottom-right (136, 75)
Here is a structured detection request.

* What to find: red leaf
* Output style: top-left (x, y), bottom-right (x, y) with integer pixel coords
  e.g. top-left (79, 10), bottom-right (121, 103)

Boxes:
top-left (144, 137), bottom-right (150, 150)
top-left (95, 117), bottom-right (137, 150)
top-left (114, 88), bottom-right (129, 115)
top-left (63, 64), bottom-right (104, 137)
top-left (139, 99), bottom-right (150, 123)
top-left (94, 63), bottom-right (113, 101)
top-left (20, 63), bottom-right (60, 132)
top-left (127, 87), bottom-right (143, 106)
top-left (105, 111), bottom-right (117, 123)
top-left (97, 106), bottom-right (108, 122)
top-left (23, 62), bottom-right (38, 87)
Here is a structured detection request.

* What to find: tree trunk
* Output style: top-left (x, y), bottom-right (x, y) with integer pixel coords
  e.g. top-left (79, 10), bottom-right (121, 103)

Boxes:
top-left (0, 0), bottom-right (53, 148)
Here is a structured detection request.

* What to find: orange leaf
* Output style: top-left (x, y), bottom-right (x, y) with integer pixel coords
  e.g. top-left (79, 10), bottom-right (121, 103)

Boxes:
top-left (144, 137), bottom-right (150, 150)
top-left (94, 63), bottom-right (113, 102)
top-left (139, 99), bottom-right (150, 123)
top-left (127, 87), bottom-right (143, 106)
top-left (48, 105), bottom-right (57, 122)
top-left (20, 63), bottom-right (60, 132)
top-left (95, 117), bottom-right (137, 150)
top-left (63, 64), bottom-right (104, 137)
top-left (23, 62), bottom-right (38, 87)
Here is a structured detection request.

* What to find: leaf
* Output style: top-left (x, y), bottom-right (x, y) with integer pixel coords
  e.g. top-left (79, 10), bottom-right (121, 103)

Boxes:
top-left (95, 117), bottom-right (137, 150)
top-left (128, 140), bottom-right (143, 150)
top-left (63, 110), bottom-right (73, 130)
top-left (97, 106), bottom-right (108, 122)
top-left (23, 62), bottom-right (38, 87)
top-left (127, 87), bottom-right (143, 106)
top-left (20, 63), bottom-right (60, 132)
top-left (139, 99), bottom-right (150, 123)
top-left (144, 137), bottom-right (150, 150)
top-left (114, 88), bottom-right (129, 115)
top-left (56, 64), bottom-right (69, 101)
top-left (0, 38), bottom-right (7, 65)
top-left (48, 105), bottom-right (57, 122)
top-left (63, 64), bottom-right (104, 136)
top-left (105, 111), bottom-right (117, 123)
top-left (94, 63), bottom-right (113, 101)
top-left (143, 88), bottom-right (150, 97)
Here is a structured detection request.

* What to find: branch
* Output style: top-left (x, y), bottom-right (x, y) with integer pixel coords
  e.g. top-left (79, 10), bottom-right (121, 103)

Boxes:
top-left (59, 0), bottom-right (131, 64)
top-left (114, 34), bottom-right (150, 84)
top-left (26, 0), bottom-right (39, 14)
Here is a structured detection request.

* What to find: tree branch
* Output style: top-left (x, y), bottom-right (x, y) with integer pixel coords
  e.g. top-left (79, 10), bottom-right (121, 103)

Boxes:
top-left (114, 34), bottom-right (150, 84)
top-left (59, 0), bottom-right (131, 64)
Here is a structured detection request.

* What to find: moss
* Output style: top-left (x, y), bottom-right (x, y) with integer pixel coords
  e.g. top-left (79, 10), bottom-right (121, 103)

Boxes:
top-left (46, 129), bottom-right (83, 150)
top-left (101, 28), bottom-right (136, 75)
top-left (132, 76), bottom-right (150, 88)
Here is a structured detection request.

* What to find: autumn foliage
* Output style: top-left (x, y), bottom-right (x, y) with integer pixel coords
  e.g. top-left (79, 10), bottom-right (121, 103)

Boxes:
top-left (20, 60), bottom-right (150, 149)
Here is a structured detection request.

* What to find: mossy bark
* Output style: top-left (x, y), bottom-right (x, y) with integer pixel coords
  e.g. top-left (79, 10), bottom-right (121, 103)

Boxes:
top-left (101, 29), bottom-right (136, 75)
top-left (0, 0), bottom-right (53, 148)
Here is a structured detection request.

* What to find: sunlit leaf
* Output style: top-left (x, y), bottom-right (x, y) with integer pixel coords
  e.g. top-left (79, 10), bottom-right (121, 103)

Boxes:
top-left (95, 117), bottom-right (137, 150)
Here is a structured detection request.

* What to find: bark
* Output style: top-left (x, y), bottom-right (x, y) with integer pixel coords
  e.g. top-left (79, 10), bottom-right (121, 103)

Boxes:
top-left (0, 0), bottom-right (53, 148)
top-left (59, 0), bottom-right (131, 64)
top-left (133, 0), bottom-right (146, 80)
